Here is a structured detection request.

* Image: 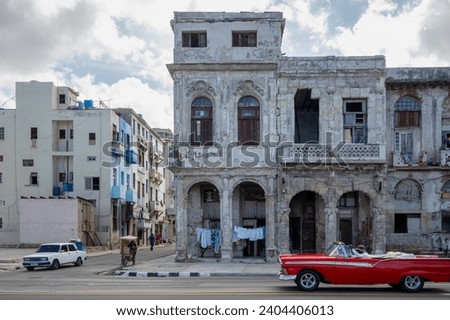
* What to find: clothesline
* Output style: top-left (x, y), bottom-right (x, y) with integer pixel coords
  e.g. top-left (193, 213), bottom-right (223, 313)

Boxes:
top-left (233, 226), bottom-right (265, 242)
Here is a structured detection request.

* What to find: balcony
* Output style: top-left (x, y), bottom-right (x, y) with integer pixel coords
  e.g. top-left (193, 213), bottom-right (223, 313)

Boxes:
top-left (137, 136), bottom-right (148, 151)
top-left (281, 143), bottom-right (386, 164)
top-left (111, 186), bottom-right (121, 199)
top-left (125, 149), bottom-right (138, 164)
top-left (149, 169), bottom-right (162, 184)
top-left (125, 190), bottom-right (136, 203)
top-left (149, 200), bottom-right (165, 213)
top-left (150, 147), bottom-right (164, 163)
top-left (110, 141), bottom-right (124, 157)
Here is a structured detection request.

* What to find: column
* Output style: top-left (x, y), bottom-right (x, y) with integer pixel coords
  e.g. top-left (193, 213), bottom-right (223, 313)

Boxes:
top-left (324, 207), bottom-right (337, 248)
top-left (265, 176), bottom-right (277, 262)
top-left (220, 175), bottom-right (233, 261)
top-left (174, 175), bottom-right (187, 262)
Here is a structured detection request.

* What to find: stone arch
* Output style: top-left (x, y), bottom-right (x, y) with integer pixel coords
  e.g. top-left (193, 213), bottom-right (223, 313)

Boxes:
top-left (185, 180), bottom-right (222, 259)
top-left (394, 178), bottom-right (422, 201)
top-left (231, 180), bottom-right (266, 258)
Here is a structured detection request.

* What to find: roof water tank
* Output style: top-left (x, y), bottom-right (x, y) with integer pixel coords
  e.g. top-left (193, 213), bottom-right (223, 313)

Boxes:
top-left (84, 99), bottom-right (93, 108)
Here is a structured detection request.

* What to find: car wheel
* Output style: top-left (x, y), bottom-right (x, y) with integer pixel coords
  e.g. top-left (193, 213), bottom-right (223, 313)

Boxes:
top-left (25, 267), bottom-right (35, 271)
top-left (400, 275), bottom-right (424, 292)
top-left (51, 259), bottom-right (60, 270)
top-left (74, 257), bottom-right (83, 266)
top-left (296, 270), bottom-right (320, 291)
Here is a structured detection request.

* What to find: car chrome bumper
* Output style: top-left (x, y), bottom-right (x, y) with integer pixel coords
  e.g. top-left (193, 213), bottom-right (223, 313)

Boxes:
top-left (278, 272), bottom-right (296, 281)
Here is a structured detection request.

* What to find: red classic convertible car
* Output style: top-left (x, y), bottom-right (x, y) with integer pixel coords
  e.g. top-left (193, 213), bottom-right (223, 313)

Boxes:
top-left (278, 242), bottom-right (450, 292)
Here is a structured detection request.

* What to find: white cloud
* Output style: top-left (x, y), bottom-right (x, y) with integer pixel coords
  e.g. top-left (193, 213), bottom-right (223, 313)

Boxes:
top-left (326, 0), bottom-right (450, 66)
top-left (69, 75), bottom-right (172, 129)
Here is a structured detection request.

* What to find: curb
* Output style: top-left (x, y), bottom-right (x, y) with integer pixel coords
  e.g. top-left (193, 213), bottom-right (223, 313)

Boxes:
top-left (113, 270), bottom-right (276, 278)
top-left (114, 271), bottom-right (211, 277)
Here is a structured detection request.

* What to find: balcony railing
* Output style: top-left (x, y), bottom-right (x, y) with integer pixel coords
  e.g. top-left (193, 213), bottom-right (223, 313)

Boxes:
top-left (169, 143), bottom-right (386, 168)
top-left (280, 143), bottom-right (385, 164)
top-left (149, 200), bottom-right (165, 212)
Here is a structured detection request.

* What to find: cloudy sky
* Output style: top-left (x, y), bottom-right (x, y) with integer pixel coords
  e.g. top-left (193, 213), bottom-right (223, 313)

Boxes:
top-left (1, 0), bottom-right (449, 130)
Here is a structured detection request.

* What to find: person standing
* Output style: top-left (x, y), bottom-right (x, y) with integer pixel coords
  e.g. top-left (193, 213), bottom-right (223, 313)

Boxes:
top-left (128, 240), bottom-right (137, 265)
top-left (149, 233), bottom-right (155, 251)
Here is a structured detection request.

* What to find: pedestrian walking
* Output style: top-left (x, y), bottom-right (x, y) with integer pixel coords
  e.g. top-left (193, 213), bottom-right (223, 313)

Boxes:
top-left (149, 233), bottom-right (155, 251)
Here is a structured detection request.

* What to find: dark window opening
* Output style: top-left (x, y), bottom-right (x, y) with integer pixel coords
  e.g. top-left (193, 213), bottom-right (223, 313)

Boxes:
top-left (343, 99), bottom-right (367, 143)
top-left (182, 32), bottom-right (207, 47)
top-left (394, 213), bottom-right (421, 233)
top-left (59, 94), bottom-right (66, 104)
top-left (232, 31), bottom-right (257, 47)
top-left (30, 127), bottom-right (38, 139)
top-left (294, 89), bottom-right (319, 143)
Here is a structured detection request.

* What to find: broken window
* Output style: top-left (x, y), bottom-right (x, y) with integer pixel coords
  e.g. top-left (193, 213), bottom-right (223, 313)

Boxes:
top-left (394, 179), bottom-right (421, 201)
top-left (343, 99), bottom-right (367, 143)
top-left (232, 31), bottom-right (257, 47)
top-left (182, 32), bottom-right (207, 47)
top-left (395, 131), bottom-right (413, 164)
top-left (238, 96), bottom-right (260, 145)
top-left (394, 97), bottom-right (421, 127)
top-left (190, 96), bottom-right (213, 145)
top-left (394, 213), bottom-right (421, 233)
top-left (294, 89), bottom-right (319, 143)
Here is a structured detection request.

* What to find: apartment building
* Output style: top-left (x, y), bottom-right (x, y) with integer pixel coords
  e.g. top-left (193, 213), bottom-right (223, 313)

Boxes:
top-left (167, 11), bottom-right (450, 262)
top-left (0, 81), bottom-right (172, 248)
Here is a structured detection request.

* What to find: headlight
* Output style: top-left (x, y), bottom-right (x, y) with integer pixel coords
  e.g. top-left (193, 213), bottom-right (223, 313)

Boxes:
top-left (23, 257), bottom-right (30, 261)
top-left (40, 257), bottom-right (48, 261)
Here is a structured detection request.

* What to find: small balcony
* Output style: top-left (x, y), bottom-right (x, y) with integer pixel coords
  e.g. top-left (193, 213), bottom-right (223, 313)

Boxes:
top-left (125, 190), bottom-right (136, 203)
top-left (111, 186), bottom-right (121, 199)
top-left (149, 200), bottom-right (165, 213)
top-left (125, 149), bottom-right (138, 164)
top-left (149, 169), bottom-right (162, 184)
top-left (137, 136), bottom-right (148, 151)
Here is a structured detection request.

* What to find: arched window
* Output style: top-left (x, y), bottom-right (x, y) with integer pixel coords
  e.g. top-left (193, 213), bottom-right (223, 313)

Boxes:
top-left (394, 97), bottom-right (421, 128)
top-left (191, 97), bottom-right (212, 145)
top-left (238, 96), bottom-right (260, 145)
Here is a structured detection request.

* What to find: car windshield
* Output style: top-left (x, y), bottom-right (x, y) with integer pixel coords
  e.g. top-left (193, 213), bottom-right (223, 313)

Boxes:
top-left (37, 245), bottom-right (60, 253)
top-left (325, 242), bottom-right (353, 257)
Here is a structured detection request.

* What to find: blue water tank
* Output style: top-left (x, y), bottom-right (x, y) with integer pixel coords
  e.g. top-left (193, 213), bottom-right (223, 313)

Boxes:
top-left (53, 186), bottom-right (61, 196)
top-left (84, 99), bottom-right (93, 108)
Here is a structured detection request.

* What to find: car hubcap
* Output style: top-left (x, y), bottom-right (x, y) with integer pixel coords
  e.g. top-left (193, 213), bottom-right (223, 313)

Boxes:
top-left (405, 276), bottom-right (420, 289)
top-left (301, 274), bottom-right (316, 288)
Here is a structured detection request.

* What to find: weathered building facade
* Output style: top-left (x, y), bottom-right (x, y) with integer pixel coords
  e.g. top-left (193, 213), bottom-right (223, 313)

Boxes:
top-left (167, 12), bottom-right (450, 262)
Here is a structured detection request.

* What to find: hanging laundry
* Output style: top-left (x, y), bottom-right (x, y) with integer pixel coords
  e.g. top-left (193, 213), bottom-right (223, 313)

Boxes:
top-left (196, 227), bottom-right (221, 253)
top-left (233, 226), bottom-right (266, 242)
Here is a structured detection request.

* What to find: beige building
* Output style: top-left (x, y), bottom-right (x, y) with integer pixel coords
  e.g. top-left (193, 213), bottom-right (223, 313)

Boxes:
top-left (167, 11), bottom-right (450, 262)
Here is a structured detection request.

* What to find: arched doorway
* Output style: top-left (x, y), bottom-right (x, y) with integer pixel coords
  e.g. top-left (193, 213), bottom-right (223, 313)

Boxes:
top-left (186, 182), bottom-right (221, 259)
top-left (289, 191), bottom-right (320, 253)
top-left (232, 182), bottom-right (266, 258)
top-left (337, 191), bottom-right (372, 249)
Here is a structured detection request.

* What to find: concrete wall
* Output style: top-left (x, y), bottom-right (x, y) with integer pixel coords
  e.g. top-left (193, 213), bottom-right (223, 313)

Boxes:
top-left (19, 198), bottom-right (79, 245)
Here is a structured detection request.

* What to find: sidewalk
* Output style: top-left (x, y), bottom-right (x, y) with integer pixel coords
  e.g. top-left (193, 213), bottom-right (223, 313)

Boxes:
top-left (0, 244), bottom-right (279, 277)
